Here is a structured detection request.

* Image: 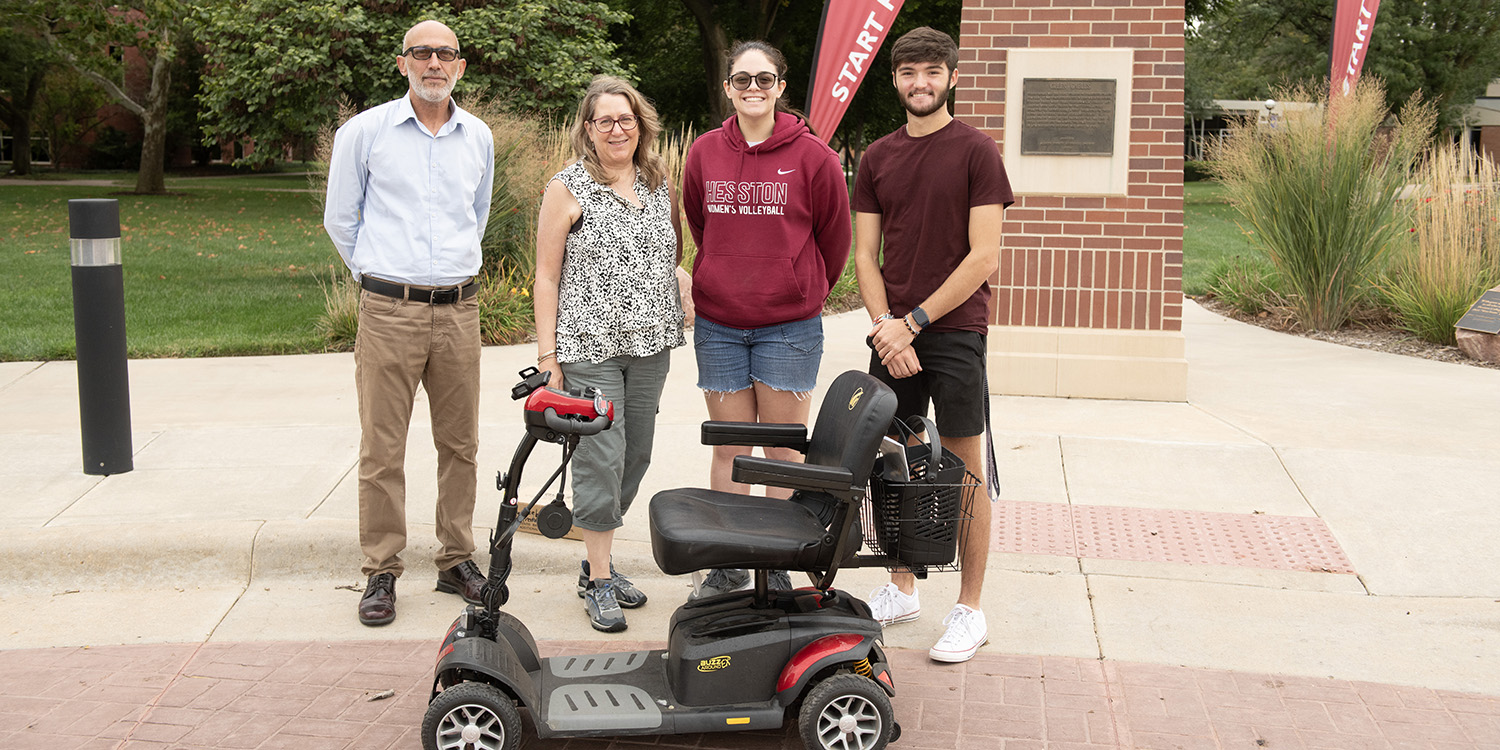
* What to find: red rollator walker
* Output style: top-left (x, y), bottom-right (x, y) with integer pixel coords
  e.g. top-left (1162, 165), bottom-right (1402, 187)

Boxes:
top-left (421, 367), bottom-right (974, 750)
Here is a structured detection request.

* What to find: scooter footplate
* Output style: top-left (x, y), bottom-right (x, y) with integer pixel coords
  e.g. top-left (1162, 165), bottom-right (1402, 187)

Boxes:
top-left (546, 684), bottom-right (662, 732)
top-left (549, 650), bottom-right (653, 678)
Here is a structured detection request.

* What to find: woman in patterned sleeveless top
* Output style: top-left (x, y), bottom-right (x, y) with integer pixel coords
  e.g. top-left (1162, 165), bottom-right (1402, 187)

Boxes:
top-left (532, 76), bottom-right (689, 633)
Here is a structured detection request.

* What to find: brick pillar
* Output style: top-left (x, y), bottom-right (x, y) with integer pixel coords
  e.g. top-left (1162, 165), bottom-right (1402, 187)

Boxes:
top-left (958, 0), bottom-right (1187, 401)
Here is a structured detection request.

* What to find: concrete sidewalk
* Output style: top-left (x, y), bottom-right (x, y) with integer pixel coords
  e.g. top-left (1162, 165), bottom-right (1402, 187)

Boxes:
top-left (3, 302), bottom-right (1499, 748)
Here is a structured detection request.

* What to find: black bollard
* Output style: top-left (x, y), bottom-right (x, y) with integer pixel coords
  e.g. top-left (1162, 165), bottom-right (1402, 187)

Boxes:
top-left (69, 198), bottom-right (133, 475)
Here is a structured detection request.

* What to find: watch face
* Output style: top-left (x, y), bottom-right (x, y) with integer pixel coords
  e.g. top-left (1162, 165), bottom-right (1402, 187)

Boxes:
top-left (912, 307), bottom-right (930, 328)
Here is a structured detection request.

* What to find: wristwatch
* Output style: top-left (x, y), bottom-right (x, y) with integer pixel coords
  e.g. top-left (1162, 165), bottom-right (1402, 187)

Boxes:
top-left (909, 306), bottom-right (930, 330)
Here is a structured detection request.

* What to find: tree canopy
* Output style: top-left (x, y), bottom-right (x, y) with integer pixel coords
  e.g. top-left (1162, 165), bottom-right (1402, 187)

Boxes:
top-left (195, 0), bottom-right (630, 167)
top-left (607, 0), bottom-right (961, 151)
top-left (1188, 0), bottom-right (1500, 126)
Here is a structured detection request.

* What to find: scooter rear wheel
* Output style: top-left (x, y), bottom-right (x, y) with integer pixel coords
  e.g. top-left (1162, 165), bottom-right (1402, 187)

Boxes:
top-left (422, 681), bottom-right (522, 750)
top-left (798, 673), bottom-right (894, 750)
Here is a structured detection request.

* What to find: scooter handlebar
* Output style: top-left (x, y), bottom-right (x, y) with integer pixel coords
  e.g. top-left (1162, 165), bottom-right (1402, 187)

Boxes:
top-left (543, 408), bottom-right (611, 437)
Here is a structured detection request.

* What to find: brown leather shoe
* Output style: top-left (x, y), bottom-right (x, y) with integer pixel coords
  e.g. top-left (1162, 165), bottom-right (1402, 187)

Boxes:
top-left (436, 560), bottom-right (485, 605)
top-left (359, 572), bottom-right (397, 626)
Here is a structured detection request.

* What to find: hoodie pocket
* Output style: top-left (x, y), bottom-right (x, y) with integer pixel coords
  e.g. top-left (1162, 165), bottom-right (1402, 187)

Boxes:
top-left (697, 253), bottom-right (807, 309)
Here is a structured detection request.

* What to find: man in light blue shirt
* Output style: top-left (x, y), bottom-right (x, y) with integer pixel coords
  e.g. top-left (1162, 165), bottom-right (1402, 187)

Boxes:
top-left (324, 19), bottom-right (495, 627)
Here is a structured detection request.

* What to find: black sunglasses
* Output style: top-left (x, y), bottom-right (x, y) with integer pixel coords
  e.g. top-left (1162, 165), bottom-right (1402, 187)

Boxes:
top-left (403, 46), bottom-right (460, 62)
top-left (727, 72), bottom-right (780, 91)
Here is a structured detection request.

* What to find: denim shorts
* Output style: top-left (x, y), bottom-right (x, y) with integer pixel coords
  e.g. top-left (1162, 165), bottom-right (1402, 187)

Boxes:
top-left (694, 315), bottom-right (823, 393)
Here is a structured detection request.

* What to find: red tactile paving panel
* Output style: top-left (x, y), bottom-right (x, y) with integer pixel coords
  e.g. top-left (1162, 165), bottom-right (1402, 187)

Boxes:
top-left (993, 500), bottom-right (1356, 574)
top-left (3, 641), bottom-right (1499, 749)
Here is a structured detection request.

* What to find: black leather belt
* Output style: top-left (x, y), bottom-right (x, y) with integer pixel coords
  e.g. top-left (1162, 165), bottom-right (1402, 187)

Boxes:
top-left (360, 276), bottom-right (478, 304)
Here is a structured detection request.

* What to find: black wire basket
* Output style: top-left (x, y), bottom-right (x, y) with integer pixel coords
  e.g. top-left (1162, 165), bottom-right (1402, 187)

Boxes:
top-left (860, 417), bottom-right (976, 574)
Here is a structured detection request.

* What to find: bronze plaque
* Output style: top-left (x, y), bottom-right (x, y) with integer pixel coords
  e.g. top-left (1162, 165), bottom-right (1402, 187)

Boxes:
top-left (1456, 290), bottom-right (1500, 334)
top-left (1020, 78), bottom-right (1117, 156)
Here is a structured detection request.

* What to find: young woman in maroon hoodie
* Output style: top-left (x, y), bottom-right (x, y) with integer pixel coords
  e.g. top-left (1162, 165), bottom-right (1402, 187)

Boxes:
top-left (681, 40), bottom-right (853, 598)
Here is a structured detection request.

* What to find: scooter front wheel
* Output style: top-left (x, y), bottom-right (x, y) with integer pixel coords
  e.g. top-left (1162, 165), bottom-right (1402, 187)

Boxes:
top-left (798, 673), bottom-right (894, 750)
top-left (422, 681), bottom-right (522, 750)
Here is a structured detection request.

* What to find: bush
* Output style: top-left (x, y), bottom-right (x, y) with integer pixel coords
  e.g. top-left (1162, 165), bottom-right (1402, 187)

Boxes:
top-left (1204, 254), bottom-right (1285, 315)
top-left (1380, 144), bottom-right (1500, 344)
top-left (314, 266), bottom-right (359, 350)
top-left (1184, 160), bottom-right (1213, 182)
top-left (477, 270), bottom-right (535, 345)
top-left (1208, 80), bottom-right (1436, 330)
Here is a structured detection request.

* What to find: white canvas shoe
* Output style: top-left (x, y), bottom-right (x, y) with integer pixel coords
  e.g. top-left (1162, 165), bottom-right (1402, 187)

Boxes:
top-left (929, 604), bottom-right (988, 663)
top-left (866, 583), bottom-right (921, 625)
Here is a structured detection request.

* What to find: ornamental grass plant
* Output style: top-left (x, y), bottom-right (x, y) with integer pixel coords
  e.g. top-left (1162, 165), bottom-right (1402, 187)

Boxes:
top-left (1381, 144), bottom-right (1500, 344)
top-left (1208, 80), bottom-right (1436, 330)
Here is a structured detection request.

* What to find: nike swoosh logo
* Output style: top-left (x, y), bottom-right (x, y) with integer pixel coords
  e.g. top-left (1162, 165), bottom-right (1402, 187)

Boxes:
top-left (778, 168), bottom-right (795, 175)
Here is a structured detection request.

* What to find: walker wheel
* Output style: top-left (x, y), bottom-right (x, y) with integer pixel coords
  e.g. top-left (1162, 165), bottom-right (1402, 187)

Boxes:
top-left (798, 673), bottom-right (893, 750)
top-left (422, 681), bottom-right (521, 750)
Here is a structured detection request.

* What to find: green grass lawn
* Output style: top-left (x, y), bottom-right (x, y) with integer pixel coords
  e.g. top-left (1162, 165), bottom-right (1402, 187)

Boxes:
top-left (1182, 181), bottom-right (1255, 296)
top-left (2, 184), bottom-right (338, 360)
top-left (3, 174), bottom-right (1240, 361)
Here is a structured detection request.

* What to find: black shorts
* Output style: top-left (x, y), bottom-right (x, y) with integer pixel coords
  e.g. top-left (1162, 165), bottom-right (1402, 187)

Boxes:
top-left (869, 330), bottom-right (986, 438)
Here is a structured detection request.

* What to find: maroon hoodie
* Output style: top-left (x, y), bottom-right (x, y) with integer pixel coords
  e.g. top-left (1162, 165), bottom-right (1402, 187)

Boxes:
top-left (683, 112), bottom-right (852, 329)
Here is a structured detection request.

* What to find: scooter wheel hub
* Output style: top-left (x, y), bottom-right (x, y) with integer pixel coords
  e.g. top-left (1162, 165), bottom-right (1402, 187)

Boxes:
top-left (461, 723), bottom-right (482, 744)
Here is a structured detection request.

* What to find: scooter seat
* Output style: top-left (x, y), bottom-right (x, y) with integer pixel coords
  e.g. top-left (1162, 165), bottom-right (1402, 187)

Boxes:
top-left (649, 488), bottom-right (831, 574)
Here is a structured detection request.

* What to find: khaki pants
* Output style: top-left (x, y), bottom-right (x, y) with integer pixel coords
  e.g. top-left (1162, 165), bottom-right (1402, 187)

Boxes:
top-left (354, 288), bottom-right (481, 578)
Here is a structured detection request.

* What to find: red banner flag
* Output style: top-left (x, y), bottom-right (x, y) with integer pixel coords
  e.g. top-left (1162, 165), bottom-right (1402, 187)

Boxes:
top-left (805, 0), bottom-right (905, 143)
top-left (1329, 0), bottom-right (1381, 96)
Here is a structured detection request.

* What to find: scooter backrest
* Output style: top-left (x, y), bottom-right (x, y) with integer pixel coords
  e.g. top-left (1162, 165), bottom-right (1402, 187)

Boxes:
top-left (803, 371), bottom-right (898, 487)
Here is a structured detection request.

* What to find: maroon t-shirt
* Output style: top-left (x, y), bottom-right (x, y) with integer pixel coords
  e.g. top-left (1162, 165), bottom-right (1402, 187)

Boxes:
top-left (853, 119), bottom-right (1013, 334)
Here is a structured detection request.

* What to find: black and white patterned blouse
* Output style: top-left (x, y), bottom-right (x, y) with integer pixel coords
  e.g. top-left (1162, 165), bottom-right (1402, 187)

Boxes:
top-left (554, 161), bottom-right (685, 363)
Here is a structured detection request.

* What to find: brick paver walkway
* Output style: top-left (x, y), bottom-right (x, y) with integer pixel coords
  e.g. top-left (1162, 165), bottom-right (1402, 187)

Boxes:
top-left (3, 639), bottom-right (1498, 749)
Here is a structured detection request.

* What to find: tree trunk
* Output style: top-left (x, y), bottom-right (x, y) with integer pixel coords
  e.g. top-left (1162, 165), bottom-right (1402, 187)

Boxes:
top-left (682, 0), bottom-right (731, 123)
top-left (10, 116), bottom-right (34, 176)
top-left (133, 41), bottom-right (172, 195)
top-left (0, 70), bottom-right (44, 176)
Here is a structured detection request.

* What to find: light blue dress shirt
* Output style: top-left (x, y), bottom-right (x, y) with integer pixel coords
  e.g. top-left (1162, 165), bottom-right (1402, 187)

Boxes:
top-left (324, 95), bottom-right (495, 286)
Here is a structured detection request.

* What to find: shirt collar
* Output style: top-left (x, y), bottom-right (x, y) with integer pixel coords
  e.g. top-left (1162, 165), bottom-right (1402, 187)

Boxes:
top-left (392, 94), bottom-right (465, 137)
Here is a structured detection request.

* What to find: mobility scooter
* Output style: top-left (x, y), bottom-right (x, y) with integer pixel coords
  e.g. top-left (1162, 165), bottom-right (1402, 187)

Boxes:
top-left (420, 368), bottom-right (972, 750)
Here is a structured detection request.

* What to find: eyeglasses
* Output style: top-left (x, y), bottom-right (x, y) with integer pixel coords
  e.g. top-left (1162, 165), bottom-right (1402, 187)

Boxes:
top-left (402, 46), bottom-right (460, 62)
top-left (589, 115), bottom-right (638, 132)
top-left (727, 72), bottom-right (780, 91)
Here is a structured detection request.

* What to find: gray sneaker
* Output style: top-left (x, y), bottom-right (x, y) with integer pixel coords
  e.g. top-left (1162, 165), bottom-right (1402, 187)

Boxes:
top-left (582, 579), bottom-right (627, 633)
top-left (690, 568), bottom-right (751, 600)
top-left (576, 559), bottom-right (647, 609)
top-left (768, 570), bottom-right (794, 590)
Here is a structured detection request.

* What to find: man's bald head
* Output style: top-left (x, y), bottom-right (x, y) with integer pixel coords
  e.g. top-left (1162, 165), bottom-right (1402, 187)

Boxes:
top-left (404, 20), bottom-right (458, 52)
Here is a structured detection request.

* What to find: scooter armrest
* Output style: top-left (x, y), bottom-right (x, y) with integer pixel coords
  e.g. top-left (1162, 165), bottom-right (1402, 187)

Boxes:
top-left (732, 455), bottom-right (853, 492)
top-left (702, 421), bottom-right (809, 450)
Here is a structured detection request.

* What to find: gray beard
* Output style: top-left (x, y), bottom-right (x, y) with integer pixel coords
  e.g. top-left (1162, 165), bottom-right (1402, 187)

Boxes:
top-left (408, 70), bottom-right (454, 103)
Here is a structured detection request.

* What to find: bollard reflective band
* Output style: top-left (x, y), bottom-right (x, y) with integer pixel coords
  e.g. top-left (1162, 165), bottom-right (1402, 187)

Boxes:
top-left (70, 237), bottom-right (122, 267)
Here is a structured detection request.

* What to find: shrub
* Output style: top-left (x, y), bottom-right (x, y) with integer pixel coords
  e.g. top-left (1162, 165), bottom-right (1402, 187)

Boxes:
top-left (1208, 80), bottom-right (1436, 330)
top-left (314, 265), bottom-right (360, 351)
top-left (1184, 160), bottom-right (1213, 182)
top-left (464, 96), bottom-right (570, 280)
top-left (1204, 254), bottom-right (1286, 315)
top-left (477, 270), bottom-right (535, 346)
top-left (1380, 145), bottom-right (1500, 344)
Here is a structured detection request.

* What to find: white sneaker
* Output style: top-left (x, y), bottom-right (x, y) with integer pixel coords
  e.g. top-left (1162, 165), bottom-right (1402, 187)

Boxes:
top-left (929, 604), bottom-right (988, 663)
top-left (866, 583), bottom-right (920, 625)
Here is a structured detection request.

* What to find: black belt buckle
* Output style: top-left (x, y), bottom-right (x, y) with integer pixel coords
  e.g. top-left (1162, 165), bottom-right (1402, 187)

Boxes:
top-left (429, 286), bottom-right (461, 305)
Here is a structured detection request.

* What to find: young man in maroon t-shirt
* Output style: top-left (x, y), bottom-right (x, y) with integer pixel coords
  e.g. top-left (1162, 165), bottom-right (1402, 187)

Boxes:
top-left (853, 26), bottom-right (1014, 663)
